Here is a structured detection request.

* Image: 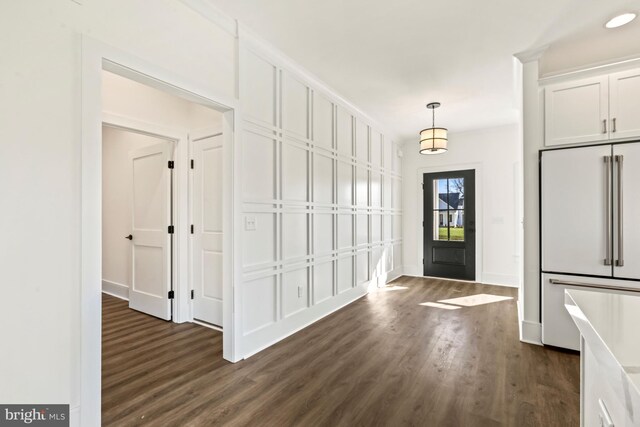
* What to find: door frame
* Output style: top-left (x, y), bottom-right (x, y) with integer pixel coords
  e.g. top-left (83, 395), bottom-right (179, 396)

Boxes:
top-left (81, 36), bottom-right (240, 425)
top-left (415, 162), bottom-right (483, 282)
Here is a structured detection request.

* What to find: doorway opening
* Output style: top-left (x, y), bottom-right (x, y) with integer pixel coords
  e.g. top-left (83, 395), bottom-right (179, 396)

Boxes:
top-left (100, 68), bottom-right (229, 421)
top-left (423, 169), bottom-right (476, 281)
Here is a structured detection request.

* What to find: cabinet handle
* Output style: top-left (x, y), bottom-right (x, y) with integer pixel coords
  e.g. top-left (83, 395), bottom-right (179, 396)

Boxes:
top-left (612, 118), bottom-right (617, 133)
top-left (604, 156), bottom-right (612, 266)
top-left (603, 119), bottom-right (607, 134)
top-left (616, 155), bottom-right (624, 267)
top-left (550, 278), bottom-right (640, 293)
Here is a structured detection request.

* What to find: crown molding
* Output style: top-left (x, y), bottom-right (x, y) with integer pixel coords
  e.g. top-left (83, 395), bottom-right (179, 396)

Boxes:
top-left (179, 0), bottom-right (238, 36)
top-left (514, 45), bottom-right (549, 64)
top-left (238, 23), bottom-right (401, 143)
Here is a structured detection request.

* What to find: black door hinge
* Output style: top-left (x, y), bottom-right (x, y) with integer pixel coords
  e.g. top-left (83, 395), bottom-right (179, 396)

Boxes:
top-left (168, 225), bottom-right (174, 234)
top-left (168, 160), bottom-right (175, 169)
top-left (168, 290), bottom-right (175, 299)
top-left (190, 224), bottom-right (194, 234)
top-left (190, 159), bottom-right (194, 169)
top-left (190, 289), bottom-right (194, 299)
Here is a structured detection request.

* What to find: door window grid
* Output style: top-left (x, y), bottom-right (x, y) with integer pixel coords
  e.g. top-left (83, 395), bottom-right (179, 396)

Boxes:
top-left (433, 178), bottom-right (465, 242)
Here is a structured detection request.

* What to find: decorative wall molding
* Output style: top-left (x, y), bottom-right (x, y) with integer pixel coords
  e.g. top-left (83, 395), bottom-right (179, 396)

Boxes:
top-left (237, 24), bottom-right (400, 144)
top-left (238, 37), bottom-right (403, 357)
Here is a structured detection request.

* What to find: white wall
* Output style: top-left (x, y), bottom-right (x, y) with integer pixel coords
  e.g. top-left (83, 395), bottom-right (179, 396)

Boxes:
top-left (402, 124), bottom-right (521, 287)
top-left (0, 1), bottom-right (401, 420)
top-left (102, 128), bottom-right (168, 298)
top-left (0, 0), bottom-right (236, 412)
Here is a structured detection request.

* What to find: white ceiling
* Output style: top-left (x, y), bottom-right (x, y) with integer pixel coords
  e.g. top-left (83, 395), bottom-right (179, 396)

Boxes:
top-left (208, 0), bottom-right (640, 142)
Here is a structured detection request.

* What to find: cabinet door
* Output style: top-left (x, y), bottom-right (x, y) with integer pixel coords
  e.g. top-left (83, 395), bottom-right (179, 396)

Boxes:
top-left (544, 76), bottom-right (609, 146)
top-left (541, 145), bottom-right (612, 276)
top-left (613, 142), bottom-right (640, 279)
top-left (609, 69), bottom-right (640, 140)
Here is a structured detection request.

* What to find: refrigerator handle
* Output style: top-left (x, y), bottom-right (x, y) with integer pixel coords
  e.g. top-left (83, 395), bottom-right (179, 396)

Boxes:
top-left (615, 155), bottom-right (624, 267)
top-left (604, 156), bottom-right (612, 266)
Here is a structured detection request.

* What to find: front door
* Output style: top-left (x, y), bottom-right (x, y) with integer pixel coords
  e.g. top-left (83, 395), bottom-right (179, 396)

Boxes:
top-left (128, 141), bottom-right (173, 320)
top-left (423, 170), bottom-right (475, 281)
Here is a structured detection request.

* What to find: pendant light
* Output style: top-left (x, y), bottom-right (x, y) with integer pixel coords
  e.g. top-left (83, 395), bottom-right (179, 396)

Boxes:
top-left (419, 102), bottom-right (448, 154)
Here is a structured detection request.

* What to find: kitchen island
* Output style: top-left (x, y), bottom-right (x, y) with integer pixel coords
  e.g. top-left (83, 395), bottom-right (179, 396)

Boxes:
top-left (565, 289), bottom-right (640, 426)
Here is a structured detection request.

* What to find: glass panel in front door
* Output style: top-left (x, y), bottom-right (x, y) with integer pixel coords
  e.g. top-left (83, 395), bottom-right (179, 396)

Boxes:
top-left (432, 177), bottom-right (465, 242)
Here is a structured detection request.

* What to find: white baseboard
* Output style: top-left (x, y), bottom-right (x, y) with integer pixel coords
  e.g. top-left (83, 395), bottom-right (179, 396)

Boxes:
top-left (520, 320), bottom-right (542, 345)
top-left (517, 299), bottom-right (542, 345)
top-left (69, 405), bottom-right (80, 427)
top-left (102, 279), bottom-right (129, 300)
top-left (193, 319), bottom-right (223, 332)
top-left (242, 267), bottom-right (405, 359)
top-left (242, 286), bottom-right (368, 359)
top-left (402, 265), bottom-right (519, 288)
top-left (481, 272), bottom-right (520, 288)
top-left (383, 266), bottom-right (405, 283)
top-left (404, 265), bottom-right (422, 276)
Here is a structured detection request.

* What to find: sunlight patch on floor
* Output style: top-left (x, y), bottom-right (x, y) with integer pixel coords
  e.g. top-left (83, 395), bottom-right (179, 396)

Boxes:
top-left (438, 293), bottom-right (513, 307)
top-left (419, 302), bottom-right (461, 310)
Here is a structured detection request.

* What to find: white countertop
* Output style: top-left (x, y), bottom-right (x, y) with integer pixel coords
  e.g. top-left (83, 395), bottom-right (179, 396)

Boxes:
top-left (565, 289), bottom-right (640, 413)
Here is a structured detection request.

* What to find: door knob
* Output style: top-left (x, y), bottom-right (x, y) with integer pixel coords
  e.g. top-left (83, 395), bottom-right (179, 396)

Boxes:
top-left (125, 234), bottom-right (133, 240)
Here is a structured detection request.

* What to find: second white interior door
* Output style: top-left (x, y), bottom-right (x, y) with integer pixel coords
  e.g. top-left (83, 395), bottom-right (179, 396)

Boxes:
top-left (192, 132), bottom-right (224, 327)
top-left (128, 141), bottom-right (173, 320)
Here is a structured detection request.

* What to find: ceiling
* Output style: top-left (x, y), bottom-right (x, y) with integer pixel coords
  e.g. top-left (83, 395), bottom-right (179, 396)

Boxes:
top-left (208, 0), bottom-right (640, 142)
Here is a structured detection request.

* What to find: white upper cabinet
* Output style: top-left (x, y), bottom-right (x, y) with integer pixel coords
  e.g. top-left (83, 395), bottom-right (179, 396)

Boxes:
top-left (609, 69), bottom-right (640, 140)
top-left (545, 68), bottom-right (640, 147)
top-left (544, 76), bottom-right (609, 146)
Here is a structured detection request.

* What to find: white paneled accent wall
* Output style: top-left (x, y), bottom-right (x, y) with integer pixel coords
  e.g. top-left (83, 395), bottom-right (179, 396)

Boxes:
top-left (239, 36), bottom-right (403, 355)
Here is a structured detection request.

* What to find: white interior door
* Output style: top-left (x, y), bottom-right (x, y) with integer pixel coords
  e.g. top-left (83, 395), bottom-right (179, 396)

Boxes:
top-left (128, 141), bottom-right (173, 320)
top-left (613, 142), bottom-right (640, 279)
top-left (541, 144), bottom-right (613, 276)
top-left (192, 132), bottom-right (223, 327)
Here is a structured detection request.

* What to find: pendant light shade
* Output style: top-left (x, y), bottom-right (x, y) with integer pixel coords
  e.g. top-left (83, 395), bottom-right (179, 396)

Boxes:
top-left (419, 102), bottom-right (448, 154)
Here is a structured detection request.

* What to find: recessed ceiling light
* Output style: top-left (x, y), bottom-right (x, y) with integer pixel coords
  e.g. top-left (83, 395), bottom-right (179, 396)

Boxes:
top-left (605, 13), bottom-right (637, 29)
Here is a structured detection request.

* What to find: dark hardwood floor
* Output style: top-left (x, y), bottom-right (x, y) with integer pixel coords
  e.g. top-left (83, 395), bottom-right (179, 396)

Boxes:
top-left (102, 276), bottom-right (579, 426)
